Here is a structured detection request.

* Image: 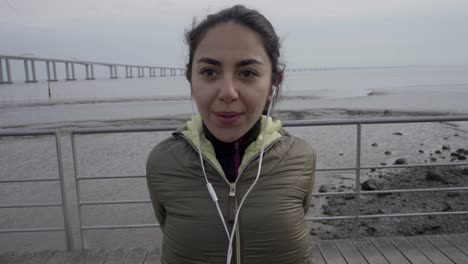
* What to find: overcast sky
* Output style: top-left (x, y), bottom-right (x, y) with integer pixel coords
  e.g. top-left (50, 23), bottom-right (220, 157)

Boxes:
top-left (1, 0), bottom-right (468, 68)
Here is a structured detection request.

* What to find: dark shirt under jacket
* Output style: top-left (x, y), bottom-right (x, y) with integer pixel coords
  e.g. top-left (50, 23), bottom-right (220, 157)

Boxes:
top-left (203, 120), bottom-right (261, 182)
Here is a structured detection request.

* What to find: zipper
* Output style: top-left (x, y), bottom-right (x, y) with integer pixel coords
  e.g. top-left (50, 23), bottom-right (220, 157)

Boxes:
top-left (230, 137), bottom-right (283, 264)
top-left (177, 132), bottom-right (283, 264)
top-left (234, 142), bottom-right (241, 178)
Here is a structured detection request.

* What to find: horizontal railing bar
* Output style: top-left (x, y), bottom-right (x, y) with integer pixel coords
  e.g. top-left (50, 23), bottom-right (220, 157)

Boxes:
top-left (284, 115), bottom-right (468, 127)
top-left (80, 200), bottom-right (151, 205)
top-left (0, 130), bottom-right (56, 137)
top-left (0, 203), bottom-right (63, 208)
top-left (77, 175), bottom-right (145, 180)
top-left (312, 186), bottom-right (468, 196)
top-left (66, 115), bottom-right (468, 135)
top-left (82, 223), bottom-right (160, 230)
top-left (2, 116), bottom-right (467, 136)
top-left (360, 163), bottom-right (468, 170)
top-left (317, 162), bottom-right (468, 172)
top-left (0, 178), bottom-right (60, 183)
top-left (71, 125), bottom-right (179, 134)
top-left (0, 227), bottom-right (64, 233)
top-left (307, 210), bottom-right (468, 221)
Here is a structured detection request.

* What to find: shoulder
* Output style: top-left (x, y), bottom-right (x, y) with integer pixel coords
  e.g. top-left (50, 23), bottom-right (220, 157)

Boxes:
top-left (277, 129), bottom-right (316, 162)
top-left (146, 134), bottom-right (192, 172)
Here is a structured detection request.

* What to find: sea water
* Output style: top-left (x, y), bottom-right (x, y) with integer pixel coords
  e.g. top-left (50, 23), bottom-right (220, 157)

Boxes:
top-left (1, 65), bottom-right (468, 128)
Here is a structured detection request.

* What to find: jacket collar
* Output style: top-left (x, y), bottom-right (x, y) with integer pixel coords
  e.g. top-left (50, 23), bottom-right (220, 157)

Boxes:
top-left (177, 115), bottom-right (283, 176)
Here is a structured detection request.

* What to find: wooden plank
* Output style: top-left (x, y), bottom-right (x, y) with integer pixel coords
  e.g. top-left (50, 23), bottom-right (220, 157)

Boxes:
top-left (0, 252), bottom-right (16, 264)
top-left (353, 238), bottom-right (389, 264)
top-left (370, 237), bottom-right (411, 264)
top-left (388, 236), bottom-right (432, 264)
top-left (84, 249), bottom-right (111, 264)
top-left (45, 251), bottom-right (74, 264)
top-left (442, 234), bottom-right (468, 256)
top-left (334, 239), bottom-right (368, 264)
top-left (65, 250), bottom-right (92, 264)
top-left (123, 248), bottom-right (147, 264)
top-left (406, 236), bottom-right (454, 264)
top-left (103, 248), bottom-right (130, 264)
top-left (311, 244), bottom-right (326, 264)
top-left (142, 249), bottom-right (161, 264)
top-left (26, 250), bottom-right (56, 264)
top-left (8, 252), bottom-right (32, 264)
top-left (425, 235), bottom-right (468, 264)
top-left (316, 240), bottom-right (347, 264)
top-left (459, 233), bottom-right (468, 242)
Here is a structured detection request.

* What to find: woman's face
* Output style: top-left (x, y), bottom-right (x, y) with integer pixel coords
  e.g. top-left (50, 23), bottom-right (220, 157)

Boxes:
top-left (191, 22), bottom-right (273, 143)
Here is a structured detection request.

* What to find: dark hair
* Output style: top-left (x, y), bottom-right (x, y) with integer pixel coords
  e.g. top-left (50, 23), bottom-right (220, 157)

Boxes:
top-left (185, 5), bottom-right (284, 109)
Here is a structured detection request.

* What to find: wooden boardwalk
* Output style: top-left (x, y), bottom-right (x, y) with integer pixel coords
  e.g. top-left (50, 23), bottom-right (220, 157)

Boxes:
top-left (2, 234), bottom-right (467, 264)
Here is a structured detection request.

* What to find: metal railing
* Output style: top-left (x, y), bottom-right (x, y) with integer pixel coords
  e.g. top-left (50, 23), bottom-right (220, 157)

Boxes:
top-left (0, 130), bottom-right (72, 249)
top-left (1, 116), bottom-right (468, 249)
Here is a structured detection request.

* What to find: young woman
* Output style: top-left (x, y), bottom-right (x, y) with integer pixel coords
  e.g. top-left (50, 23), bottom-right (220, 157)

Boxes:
top-left (147, 5), bottom-right (316, 264)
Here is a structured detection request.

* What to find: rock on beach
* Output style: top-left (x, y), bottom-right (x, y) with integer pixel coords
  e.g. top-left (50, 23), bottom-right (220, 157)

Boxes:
top-left (393, 158), bottom-right (406, 165)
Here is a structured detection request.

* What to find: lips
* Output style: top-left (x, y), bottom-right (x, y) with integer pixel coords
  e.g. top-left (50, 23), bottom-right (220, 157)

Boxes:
top-left (216, 112), bottom-right (240, 118)
top-left (214, 111), bottom-right (241, 125)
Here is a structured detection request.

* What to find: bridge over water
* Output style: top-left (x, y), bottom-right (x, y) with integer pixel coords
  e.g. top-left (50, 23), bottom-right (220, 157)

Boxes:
top-left (0, 54), bottom-right (419, 85)
top-left (0, 55), bottom-right (185, 84)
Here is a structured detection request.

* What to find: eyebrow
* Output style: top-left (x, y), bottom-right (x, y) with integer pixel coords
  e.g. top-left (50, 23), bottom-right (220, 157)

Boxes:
top-left (196, 57), bottom-right (264, 67)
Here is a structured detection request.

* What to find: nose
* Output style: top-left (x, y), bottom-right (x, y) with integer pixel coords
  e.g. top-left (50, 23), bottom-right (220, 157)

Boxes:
top-left (217, 75), bottom-right (239, 102)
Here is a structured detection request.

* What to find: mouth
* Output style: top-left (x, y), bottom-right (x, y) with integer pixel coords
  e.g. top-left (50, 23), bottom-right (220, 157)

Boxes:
top-left (215, 112), bottom-right (241, 118)
top-left (213, 111), bottom-right (242, 125)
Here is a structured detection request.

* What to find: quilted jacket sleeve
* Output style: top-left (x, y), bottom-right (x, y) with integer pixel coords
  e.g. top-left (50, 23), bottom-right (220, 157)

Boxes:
top-left (289, 137), bottom-right (316, 215)
top-left (146, 141), bottom-right (169, 232)
top-left (302, 146), bottom-right (316, 215)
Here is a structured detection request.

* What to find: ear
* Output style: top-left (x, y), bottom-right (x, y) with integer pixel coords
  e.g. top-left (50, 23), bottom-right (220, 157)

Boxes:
top-left (274, 71), bottom-right (284, 86)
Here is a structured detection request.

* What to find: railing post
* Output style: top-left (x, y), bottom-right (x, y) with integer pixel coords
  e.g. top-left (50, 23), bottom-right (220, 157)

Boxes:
top-left (71, 133), bottom-right (85, 249)
top-left (113, 66), bottom-right (118, 79)
top-left (55, 131), bottom-right (73, 250)
top-left (352, 123), bottom-right (362, 239)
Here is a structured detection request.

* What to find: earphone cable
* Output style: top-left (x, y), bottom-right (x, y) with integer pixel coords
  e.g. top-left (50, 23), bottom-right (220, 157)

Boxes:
top-left (191, 102), bottom-right (231, 240)
top-left (226, 86), bottom-right (277, 264)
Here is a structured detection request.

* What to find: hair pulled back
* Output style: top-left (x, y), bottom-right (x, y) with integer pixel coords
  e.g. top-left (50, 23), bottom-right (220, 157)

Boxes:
top-left (185, 5), bottom-right (284, 106)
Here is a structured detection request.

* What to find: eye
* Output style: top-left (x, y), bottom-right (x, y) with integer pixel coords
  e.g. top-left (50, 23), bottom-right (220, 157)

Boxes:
top-left (200, 68), bottom-right (218, 78)
top-left (239, 70), bottom-right (258, 79)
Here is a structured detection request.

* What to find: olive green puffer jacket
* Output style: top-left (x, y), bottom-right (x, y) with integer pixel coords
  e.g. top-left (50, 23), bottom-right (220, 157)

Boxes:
top-left (146, 115), bottom-right (316, 264)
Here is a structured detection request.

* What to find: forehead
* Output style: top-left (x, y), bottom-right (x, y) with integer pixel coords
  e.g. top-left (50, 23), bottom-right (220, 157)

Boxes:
top-left (194, 22), bottom-right (270, 65)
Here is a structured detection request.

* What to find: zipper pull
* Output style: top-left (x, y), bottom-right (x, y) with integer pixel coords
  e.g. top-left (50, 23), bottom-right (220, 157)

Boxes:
top-left (229, 183), bottom-right (236, 197)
